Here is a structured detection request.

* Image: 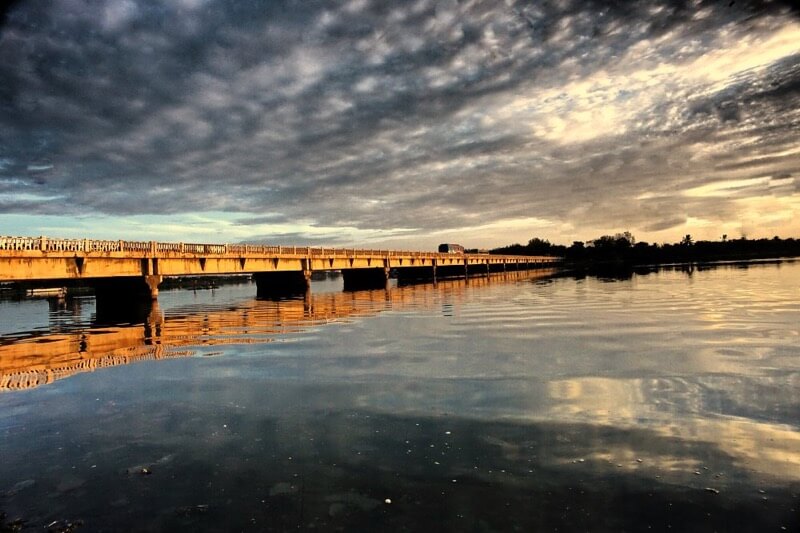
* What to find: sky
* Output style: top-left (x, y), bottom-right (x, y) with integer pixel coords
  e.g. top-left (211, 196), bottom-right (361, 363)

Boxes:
top-left (0, 0), bottom-right (799, 250)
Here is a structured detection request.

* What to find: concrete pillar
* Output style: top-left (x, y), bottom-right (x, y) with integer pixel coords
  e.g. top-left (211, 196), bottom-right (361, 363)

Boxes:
top-left (342, 267), bottom-right (390, 291)
top-left (143, 275), bottom-right (161, 298)
top-left (254, 270), bottom-right (311, 298)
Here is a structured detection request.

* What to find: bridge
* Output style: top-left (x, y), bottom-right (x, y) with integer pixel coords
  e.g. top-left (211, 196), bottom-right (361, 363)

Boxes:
top-left (0, 236), bottom-right (561, 317)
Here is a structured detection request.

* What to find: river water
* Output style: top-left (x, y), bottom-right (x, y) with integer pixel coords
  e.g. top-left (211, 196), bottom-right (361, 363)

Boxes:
top-left (1, 263), bottom-right (798, 531)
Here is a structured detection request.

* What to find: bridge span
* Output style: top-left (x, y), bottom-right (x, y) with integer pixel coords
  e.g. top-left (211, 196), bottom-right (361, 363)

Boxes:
top-left (0, 236), bottom-right (561, 315)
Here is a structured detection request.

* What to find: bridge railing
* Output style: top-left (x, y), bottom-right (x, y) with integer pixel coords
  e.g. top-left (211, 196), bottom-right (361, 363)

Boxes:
top-left (85, 240), bottom-right (123, 252)
top-left (0, 236), bottom-right (126, 253)
top-left (0, 236), bottom-right (42, 251)
top-left (226, 245), bottom-right (283, 255)
top-left (156, 242), bottom-right (182, 253)
top-left (182, 243), bottom-right (227, 255)
top-left (121, 241), bottom-right (150, 253)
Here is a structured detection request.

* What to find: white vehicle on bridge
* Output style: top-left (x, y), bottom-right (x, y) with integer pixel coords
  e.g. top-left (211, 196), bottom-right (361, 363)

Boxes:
top-left (438, 243), bottom-right (465, 253)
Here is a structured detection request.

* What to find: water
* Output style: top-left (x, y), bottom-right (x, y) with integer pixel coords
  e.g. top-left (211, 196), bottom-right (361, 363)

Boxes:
top-left (1, 264), bottom-right (798, 531)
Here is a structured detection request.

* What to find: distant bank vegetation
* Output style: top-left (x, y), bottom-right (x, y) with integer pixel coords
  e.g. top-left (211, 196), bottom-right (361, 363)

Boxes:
top-left (490, 233), bottom-right (800, 266)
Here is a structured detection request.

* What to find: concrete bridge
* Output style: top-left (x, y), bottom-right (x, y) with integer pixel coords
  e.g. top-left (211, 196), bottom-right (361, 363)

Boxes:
top-left (0, 236), bottom-right (561, 316)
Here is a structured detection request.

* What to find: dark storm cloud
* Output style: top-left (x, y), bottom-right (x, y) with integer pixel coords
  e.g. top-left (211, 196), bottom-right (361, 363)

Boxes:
top-left (1, 0), bottom-right (799, 240)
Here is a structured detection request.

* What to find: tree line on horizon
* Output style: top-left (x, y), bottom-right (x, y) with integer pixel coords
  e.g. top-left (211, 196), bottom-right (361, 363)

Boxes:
top-left (487, 233), bottom-right (800, 266)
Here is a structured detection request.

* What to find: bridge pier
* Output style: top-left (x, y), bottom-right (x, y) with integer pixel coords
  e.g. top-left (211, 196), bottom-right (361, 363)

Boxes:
top-left (92, 275), bottom-right (162, 323)
top-left (254, 271), bottom-right (311, 298)
top-left (342, 267), bottom-right (390, 291)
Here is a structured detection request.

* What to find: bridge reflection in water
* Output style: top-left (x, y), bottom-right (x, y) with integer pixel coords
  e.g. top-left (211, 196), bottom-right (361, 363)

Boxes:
top-left (0, 269), bottom-right (555, 392)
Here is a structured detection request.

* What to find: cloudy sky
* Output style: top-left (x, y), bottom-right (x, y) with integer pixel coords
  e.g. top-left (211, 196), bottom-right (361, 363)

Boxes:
top-left (1, 0), bottom-right (798, 249)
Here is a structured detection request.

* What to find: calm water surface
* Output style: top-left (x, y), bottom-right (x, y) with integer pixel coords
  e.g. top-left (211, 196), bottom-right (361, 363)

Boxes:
top-left (1, 264), bottom-right (798, 531)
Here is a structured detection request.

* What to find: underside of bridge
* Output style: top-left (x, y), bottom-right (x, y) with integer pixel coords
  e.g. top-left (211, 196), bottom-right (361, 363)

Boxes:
top-left (466, 263), bottom-right (490, 276)
top-left (341, 267), bottom-right (390, 291)
top-left (91, 275), bottom-right (162, 322)
top-left (395, 265), bottom-right (436, 282)
top-left (254, 271), bottom-right (311, 298)
top-left (435, 264), bottom-right (467, 279)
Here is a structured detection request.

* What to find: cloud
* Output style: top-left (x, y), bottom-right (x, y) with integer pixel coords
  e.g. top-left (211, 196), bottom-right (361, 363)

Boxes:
top-left (643, 217), bottom-right (687, 233)
top-left (0, 0), bottom-right (799, 245)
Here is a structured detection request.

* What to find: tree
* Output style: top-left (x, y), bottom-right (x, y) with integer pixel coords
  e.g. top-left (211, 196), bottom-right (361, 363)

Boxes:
top-left (526, 238), bottom-right (554, 255)
top-left (591, 233), bottom-right (634, 250)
